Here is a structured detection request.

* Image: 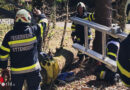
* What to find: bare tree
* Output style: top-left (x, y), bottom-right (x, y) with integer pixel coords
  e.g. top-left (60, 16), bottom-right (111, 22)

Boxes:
top-left (60, 0), bottom-right (69, 47)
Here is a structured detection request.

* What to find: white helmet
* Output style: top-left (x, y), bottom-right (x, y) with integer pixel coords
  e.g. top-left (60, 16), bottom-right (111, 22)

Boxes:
top-left (77, 2), bottom-right (86, 11)
top-left (15, 9), bottom-right (31, 23)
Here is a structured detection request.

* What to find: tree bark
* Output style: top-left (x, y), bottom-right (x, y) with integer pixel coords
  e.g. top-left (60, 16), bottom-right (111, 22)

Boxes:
top-left (52, 0), bottom-right (56, 28)
top-left (117, 0), bottom-right (128, 31)
top-left (93, 0), bottom-right (112, 54)
top-left (54, 48), bottom-right (74, 72)
top-left (60, 0), bottom-right (69, 47)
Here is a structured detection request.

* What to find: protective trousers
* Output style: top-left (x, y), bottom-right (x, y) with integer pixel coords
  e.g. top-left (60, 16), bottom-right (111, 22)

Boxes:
top-left (11, 70), bottom-right (42, 90)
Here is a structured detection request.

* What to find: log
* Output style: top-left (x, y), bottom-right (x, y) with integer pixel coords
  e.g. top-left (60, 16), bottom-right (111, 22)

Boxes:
top-left (54, 48), bottom-right (74, 72)
top-left (40, 48), bottom-right (74, 85)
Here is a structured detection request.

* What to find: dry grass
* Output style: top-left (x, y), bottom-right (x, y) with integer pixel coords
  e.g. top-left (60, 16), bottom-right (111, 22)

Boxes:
top-left (0, 24), bottom-right (12, 45)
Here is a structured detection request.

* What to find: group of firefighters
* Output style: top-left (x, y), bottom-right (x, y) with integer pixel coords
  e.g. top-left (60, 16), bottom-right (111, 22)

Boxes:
top-left (0, 1), bottom-right (129, 90)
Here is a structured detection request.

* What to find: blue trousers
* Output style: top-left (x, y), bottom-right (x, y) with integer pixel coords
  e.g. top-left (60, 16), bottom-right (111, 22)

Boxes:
top-left (11, 70), bottom-right (42, 90)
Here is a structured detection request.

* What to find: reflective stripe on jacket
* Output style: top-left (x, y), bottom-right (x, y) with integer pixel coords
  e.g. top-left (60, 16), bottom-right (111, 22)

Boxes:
top-left (117, 34), bottom-right (130, 87)
top-left (0, 14), bottom-right (47, 74)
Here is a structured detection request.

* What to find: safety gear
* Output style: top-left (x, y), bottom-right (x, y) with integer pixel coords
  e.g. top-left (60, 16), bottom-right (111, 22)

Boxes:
top-left (39, 52), bottom-right (59, 85)
top-left (95, 65), bottom-right (117, 84)
top-left (71, 13), bottom-right (94, 45)
top-left (96, 37), bottom-right (120, 83)
top-left (15, 9), bottom-right (31, 23)
top-left (11, 70), bottom-right (41, 90)
top-left (107, 37), bottom-right (120, 61)
top-left (117, 34), bottom-right (130, 87)
top-left (0, 13), bottom-right (47, 74)
top-left (0, 12), bottom-right (47, 90)
top-left (71, 11), bottom-right (94, 64)
top-left (77, 2), bottom-right (86, 12)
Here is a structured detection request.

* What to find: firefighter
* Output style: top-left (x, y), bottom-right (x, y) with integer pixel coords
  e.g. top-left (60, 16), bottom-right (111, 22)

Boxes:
top-left (0, 8), bottom-right (48, 90)
top-left (71, 2), bottom-right (95, 62)
top-left (117, 34), bottom-right (130, 87)
top-left (96, 37), bottom-right (120, 83)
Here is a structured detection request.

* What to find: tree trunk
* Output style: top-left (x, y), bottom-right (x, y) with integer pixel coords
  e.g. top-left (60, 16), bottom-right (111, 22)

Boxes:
top-left (54, 48), bottom-right (74, 72)
top-left (93, 0), bottom-right (112, 54)
top-left (60, 0), bottom-right (69, 47)
top-left (52, 0), bottom-right (56, 28)
top-left (117, 0), bottom-right (128, 31)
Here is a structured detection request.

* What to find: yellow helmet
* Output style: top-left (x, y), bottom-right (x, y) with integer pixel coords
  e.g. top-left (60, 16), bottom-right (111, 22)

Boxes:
top-left (15, 9), bottom-right (31, 23)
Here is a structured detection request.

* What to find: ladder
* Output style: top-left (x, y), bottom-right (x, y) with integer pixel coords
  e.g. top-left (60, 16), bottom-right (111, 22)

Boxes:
top-left (70, 17), bottom-right (128, 72)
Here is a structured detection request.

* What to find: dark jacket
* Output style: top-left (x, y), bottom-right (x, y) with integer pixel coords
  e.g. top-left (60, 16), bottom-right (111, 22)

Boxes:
top-left (106, 38), bottom-right (120, 60)
top-left (117, 34), bottom-right (130, 87)
top-left (71, 12), bottom-right (95, 45)
top-left (0, 14), bottom-right (47, 74)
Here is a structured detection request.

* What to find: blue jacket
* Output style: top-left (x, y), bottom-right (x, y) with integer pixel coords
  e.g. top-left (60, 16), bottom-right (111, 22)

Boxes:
top-left (0, 14), bottom-right (47, 74)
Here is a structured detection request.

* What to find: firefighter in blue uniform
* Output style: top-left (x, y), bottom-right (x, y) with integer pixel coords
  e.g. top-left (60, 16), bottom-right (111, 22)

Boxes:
top-left (97, 37), bottom-right (120, 82)
top-left (117, 34), bottom-right (130, 87)
top-left (71, 2), bottom-right (95, 62)
top-left (0, 8), bottom-right (48, 90)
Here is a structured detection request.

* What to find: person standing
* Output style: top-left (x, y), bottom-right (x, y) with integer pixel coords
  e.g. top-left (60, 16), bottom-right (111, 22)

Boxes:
top-left (71, 2), bottom-right (95, 63)
top-left (0, 8), bottom-right (48, 90)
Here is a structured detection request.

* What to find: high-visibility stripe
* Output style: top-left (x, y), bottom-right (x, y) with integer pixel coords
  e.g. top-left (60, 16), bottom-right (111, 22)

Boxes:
top-left (71, 28), bottom-right (76, 31)
top-left (0, 45), bottom-right (10, 52)
top-left (38, 24), bottom-right (44, 38)
top-left (72, 25), bottom-right (76, 28)
top-left (39, 18), bottom-right (48, 24)
top-left (88, 35), bottom-right (92, 38)
top-left (77, 38), bottom-right (80, 41)
top-left (92, 13), bottom-right (95, 20)
top-left (122, 81), bottom-right (130, 87)
top-left (0, 54), bottom-right (9, 61)
top-left (8, 37), bottom-right (36, 45)
top-left (100, 71), bottom-right (105, 79)
top-left (11, 62), bottom-right (39, 72)
top-left (107, 52), bottom-right (117, 58)
top-left (89, 14), bottom-right (92, 21)
top-left (0, 54), bottom-right (9, 59)
top-left (84, 17), bottom-right (89, 20)
top-left (9, 40), bottom-right (37, 48)
top-left (11, 62), bottom-right (40, 74)
top-left (117, 60), bottom-right (130, 78)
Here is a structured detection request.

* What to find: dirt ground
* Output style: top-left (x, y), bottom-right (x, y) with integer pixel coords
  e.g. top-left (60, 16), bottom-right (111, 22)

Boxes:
top-left (45, 22), bottom-right (129, 90)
